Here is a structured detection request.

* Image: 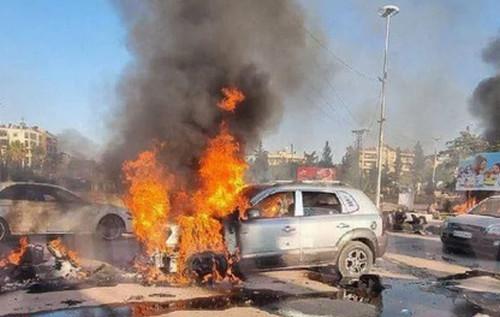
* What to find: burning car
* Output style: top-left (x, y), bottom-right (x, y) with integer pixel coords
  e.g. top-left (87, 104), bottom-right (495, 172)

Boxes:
top-left (162, 182), bottom-right (388, 279)
top-left (0, 182), bottom-right (132, 241)
top-left (441, 195), bottom-right (500, 259)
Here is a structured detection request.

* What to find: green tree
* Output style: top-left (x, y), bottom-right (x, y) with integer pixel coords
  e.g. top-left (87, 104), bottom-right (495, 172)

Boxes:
top-left (319, 141), bottom-right (333, 167)
top-left (339, 146), bottom-right (359, 188)
top-left (250, 141), bottom-right (269, 183)
top-left (441, 127), bottom-right (489, 168)
top-left (394, 147), bottom-right (402, 183)
top-left (439, 127), bottom-right (490, 189)
top-left (6, 141), bottom-right (26, 169)
top-left (382, 164), bottom-right (397, 197)
top-left (304, 151), bottom-right (318, 165)
top-left (412, 141), bottom-right (425, 188)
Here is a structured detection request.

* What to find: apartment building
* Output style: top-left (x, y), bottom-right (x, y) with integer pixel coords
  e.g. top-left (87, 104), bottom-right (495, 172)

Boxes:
top-left (0, 122), bottom-right (57, 167)
top-left (359, 145), bottom-right (414, 175)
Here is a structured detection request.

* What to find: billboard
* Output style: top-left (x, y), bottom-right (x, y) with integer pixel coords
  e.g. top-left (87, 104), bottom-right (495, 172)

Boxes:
top-left (456, 152), bottom-right (500, 191)
top-left (296, 166), bottom-right (336, 181)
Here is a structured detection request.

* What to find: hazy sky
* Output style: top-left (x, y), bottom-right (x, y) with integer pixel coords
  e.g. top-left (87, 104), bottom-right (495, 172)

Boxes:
top-left (1, 0), bottom-right (499, 162)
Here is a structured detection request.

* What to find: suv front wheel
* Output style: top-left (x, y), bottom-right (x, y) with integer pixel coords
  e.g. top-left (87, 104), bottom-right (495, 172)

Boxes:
top-left (336, 241), bottom-right (373, 278)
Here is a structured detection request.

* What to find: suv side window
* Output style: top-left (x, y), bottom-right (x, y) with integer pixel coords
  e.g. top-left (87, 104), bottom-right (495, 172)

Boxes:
top-left (302, 192), bottom-right (342, 216)
top-left (253, 191), bottom-right (295, 218)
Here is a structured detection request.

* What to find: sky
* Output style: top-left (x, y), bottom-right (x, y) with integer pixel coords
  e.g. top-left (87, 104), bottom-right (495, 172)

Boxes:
top-left (0, 0), bottom-right (499, 162)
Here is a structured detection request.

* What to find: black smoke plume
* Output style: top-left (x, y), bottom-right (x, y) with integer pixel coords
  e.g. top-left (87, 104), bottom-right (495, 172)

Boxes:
top-left (104, 0), bottom-right (320, 185)
top-left (471, 35), bottom-right (500, 144)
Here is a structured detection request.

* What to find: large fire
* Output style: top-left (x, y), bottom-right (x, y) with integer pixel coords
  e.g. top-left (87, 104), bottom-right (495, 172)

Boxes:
top-left (123, 86), bottom-right (248, 282)
top-left (0, 237), bottom-right (28, 268)
top-left (123, 149), bottom-right (172, 255)
top-left (192, 123), bottom-right (249, 219)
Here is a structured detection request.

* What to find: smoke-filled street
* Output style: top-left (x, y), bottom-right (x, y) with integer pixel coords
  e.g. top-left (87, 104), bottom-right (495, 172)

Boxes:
top-left (1, 1), bottom-right (500, 316)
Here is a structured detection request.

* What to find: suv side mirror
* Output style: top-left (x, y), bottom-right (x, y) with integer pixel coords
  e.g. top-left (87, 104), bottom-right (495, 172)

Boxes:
top-left (247, 209), bottom-right (261, 220)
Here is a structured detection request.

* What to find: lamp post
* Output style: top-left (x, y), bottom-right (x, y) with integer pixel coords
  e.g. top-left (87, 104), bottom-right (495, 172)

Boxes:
top-left (375, 5), bottom-right (399, 209)
top-left (432, 137), bottom-right (441, 188)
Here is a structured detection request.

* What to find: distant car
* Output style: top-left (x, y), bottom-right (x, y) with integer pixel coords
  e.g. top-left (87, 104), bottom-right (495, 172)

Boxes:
top-left (165, 182), bottom-right (388, 278)
top-left (441, 195), bottom-right (500, 259)
top-left (0, 182), bottom-right (132, 241)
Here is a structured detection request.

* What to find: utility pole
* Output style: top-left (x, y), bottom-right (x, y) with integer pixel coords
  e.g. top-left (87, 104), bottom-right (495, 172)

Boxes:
top-left (432, 137), bottom-right (441, 188)
top-left (375, 5), bottom-right (399, 209)
top-left (352, 129), bottom-right (369, 188)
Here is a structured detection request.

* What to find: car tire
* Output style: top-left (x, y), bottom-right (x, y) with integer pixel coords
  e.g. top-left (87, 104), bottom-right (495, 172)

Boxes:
top-left (97, 215), bottom-right (125, 240)
top-left (0, 218), bottom-right (10, 242)
top-left (442, 244), bottom-right (454, 254)
top-left (336, 241), bottom-right (373, 278)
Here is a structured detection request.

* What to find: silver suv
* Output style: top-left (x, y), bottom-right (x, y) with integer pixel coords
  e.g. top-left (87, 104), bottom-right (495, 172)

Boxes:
top-left (167, 182), bottom-right (388, 278)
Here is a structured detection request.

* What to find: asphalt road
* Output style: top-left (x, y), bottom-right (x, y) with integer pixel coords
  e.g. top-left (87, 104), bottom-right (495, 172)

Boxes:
top-left (387, 231), bottom-right (500, 273)
top-left (0, 231), bottom-right (499, 316)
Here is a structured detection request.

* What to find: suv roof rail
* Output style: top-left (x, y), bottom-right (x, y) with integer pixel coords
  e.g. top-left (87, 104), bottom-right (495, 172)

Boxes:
top-left (270, 180), bottom-right (349, 187)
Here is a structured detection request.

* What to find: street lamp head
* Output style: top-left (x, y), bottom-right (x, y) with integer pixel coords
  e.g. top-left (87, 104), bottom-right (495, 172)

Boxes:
top-left (379, 5), bottom-right (400, 18)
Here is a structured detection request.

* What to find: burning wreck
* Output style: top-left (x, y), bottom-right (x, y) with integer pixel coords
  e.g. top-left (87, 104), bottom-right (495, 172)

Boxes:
top-left (121, 89), bottom-right (251, 283)
top-left (121, 97), bottom-right (388, 281)
top-left (99, 0), bottom-right (327, 285)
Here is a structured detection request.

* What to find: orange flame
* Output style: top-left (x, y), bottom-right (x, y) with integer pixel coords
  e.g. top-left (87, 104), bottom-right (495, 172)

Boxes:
top-left (193, 123), bottom-right (249, 218)
top-left (217, 87), bottom-right (245, 112)
top-left (47, 238), bottom-right (80, 265)
top-left (0, 237), bottom-right (28, 268)
top-left (177, 123), bottom-right (249, 276)
top-left (122, 86), bottom-right (249, 282)
top-left (453, 196), bottom-right (477, 214)
top-left (123, 149), bottom-right (172, 255)
top-left (177, 214), bottom-right (225, 261)
top-left (258, 194), bottom-right (284, 218)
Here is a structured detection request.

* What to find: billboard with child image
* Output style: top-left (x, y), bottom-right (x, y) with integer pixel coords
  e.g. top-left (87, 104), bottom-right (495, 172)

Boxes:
top-left (456, 152), bottom-right (500, 191)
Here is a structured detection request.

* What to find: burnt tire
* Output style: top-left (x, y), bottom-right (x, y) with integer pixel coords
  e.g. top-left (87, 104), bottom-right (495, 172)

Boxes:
top-left (336, 241), bottom-right (374, 279)
top-left (97, 215), bottom-right (125, 240)
top-left (0, 218), bottom-right (10, 242)
top-left (185, 252), bottom-right (228, 283)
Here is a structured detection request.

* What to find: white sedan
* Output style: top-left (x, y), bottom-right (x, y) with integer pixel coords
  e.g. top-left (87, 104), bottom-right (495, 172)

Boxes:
top-left (0, 182), bottom-right (132, 241)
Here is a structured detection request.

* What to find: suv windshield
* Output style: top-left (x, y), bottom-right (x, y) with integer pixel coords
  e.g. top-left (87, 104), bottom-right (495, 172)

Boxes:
top-left (469, 198), bottom-right (500, 217)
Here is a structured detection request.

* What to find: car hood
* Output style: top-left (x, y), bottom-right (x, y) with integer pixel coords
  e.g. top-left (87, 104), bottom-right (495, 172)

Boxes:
top-left (448, 214), bottom-right (500, 228)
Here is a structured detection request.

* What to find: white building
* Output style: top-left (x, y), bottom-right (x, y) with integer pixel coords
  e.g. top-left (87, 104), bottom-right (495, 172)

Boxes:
top-left (0, 122), bottom-right (57, 167)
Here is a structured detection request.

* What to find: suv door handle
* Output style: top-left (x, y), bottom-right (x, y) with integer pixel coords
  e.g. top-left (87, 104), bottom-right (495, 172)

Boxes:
top-left (282, 226), bottom-right (296, 233)
top-left (336, 223), bottom-right (350, 229)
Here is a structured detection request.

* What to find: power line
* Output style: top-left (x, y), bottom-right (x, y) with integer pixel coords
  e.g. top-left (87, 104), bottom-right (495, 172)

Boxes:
top-left (304, 94), bottom-right (353, 131)
top-left (301, 25), bottom-right (378, 82)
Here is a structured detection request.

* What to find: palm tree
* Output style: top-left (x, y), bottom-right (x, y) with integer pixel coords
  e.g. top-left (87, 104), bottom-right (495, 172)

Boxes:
top-left (6, 141), bottom-right (26, 169)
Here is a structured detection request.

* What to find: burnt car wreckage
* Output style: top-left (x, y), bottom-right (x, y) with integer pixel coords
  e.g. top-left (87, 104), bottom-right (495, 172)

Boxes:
top-left (156, 182), bottom-right (388, 280)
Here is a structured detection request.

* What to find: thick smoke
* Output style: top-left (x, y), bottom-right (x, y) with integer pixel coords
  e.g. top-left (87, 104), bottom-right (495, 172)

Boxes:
top-left (104, 0), bottom-right (319, 184)
top-left (471, 35), bottom-right (500, 143)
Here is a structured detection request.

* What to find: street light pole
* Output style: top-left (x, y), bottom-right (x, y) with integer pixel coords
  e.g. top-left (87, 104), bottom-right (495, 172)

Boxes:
top-left (432, 137), bottom-right (441, 187)
top-left (375, 5), bottom-right (399, 209)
